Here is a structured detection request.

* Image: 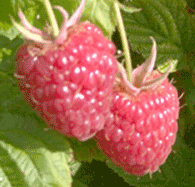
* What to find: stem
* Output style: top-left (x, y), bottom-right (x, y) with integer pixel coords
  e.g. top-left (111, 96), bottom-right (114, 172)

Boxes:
top-left (114, 1), bottom-right (132, 82)
top-left (43, 0), bottom-right (59, 37)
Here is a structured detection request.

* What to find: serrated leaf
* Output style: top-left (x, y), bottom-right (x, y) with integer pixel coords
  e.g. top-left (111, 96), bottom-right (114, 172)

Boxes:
top-left (121, 0), bottom-right (195, 70)
top-left (106, 135), bottom-right (195, 187)
top-left (0, 136), bottom-right (44, 187)
top-left (0, 113), bottom-right (73, 187)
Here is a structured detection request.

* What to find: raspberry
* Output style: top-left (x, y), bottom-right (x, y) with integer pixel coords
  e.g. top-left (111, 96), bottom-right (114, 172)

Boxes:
top-left (13, 0), bottom-right (118, 141)
top-left (95, 37), bottom-right (180, 176)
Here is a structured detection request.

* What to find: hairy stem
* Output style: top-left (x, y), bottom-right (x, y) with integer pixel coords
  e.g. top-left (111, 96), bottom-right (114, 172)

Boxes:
top-left (114, 1), bottom-right (132, 82)
top-left (43, 0), bottom-right (59, 37)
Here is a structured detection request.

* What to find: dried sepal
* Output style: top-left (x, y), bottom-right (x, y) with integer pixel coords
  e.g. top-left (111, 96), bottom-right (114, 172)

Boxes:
top-left (117, 62), bottom-right (140, 95)
top-left (11, 16), bottom-right (51, 44)
top-left (53, 5), bottom-right (69, 44)
top-left (132, 36), bottom-right (157, 87)
top-left (18, 8), bottom-right (45, 36)
top-left (117, 37), bottom-right (172, 96)
top-left (55, 0), bottom-right (85, 43)
top-left (65, 0), bottom-right (85, 29)
top-left (141, 64), bottom-right (172, 91)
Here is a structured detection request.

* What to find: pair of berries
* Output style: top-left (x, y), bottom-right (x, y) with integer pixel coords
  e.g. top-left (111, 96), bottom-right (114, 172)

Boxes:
top-left (13, 0), bottom-right (179, 176)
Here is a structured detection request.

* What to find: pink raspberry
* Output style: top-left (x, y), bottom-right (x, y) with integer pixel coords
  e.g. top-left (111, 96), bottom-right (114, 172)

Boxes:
top-left (95, 37), bottom-right (180, 176)
top-left (13, 0), bottom-right (118, 141)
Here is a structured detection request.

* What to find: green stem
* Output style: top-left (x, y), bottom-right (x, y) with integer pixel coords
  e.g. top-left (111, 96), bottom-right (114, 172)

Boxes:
top-left (114, 1), bottom-right (132, 82)
top-left (43, 0), bottom-right (59, 37)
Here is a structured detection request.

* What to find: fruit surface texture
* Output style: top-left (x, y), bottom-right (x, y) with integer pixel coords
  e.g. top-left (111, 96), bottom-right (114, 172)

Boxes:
top-left (95, 38), bottom-right (180, 175)
top-left (13, 0), bottom-right (118, 141)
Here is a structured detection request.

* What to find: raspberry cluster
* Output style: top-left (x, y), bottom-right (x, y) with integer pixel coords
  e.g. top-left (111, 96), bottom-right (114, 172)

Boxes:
top-left (13, 0), bottom-right (179, 176)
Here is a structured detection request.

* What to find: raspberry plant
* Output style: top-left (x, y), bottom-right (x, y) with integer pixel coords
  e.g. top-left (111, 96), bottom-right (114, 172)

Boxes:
top-left (0, 0), bottom-right (195, 186)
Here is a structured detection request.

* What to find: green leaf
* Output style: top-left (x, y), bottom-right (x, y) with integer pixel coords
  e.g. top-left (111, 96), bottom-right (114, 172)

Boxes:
top-left (72, 179), bottom-right (89, 187)
top-left (73, 0), bottom-right (116, 38)
top-left (181, 71), bottom-right (195, 117)
top-left (0, 36), bottom-right (23, 72)
top-left (69, 138), bottom-right (106, 163)
top-left (0, 113), bottom-right (74, 187)
top-left (106, 135), bottom-right (195, 186)
top-left (0, 137), bottom-right (44, 187)
top-left (121, 0), bottom-right (195, 70)
top-left (0, 35), bottom-right (11, 49)
top-left (157, 59), bottom-right (178, 73)
top-left (69, 160), bottom-right (81, 177)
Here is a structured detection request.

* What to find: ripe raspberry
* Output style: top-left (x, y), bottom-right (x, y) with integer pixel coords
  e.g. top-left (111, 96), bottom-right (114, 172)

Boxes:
top-left (13, 0), bottom-right (118, 141)
top-left (95, 37), bottom-right (180, 176)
